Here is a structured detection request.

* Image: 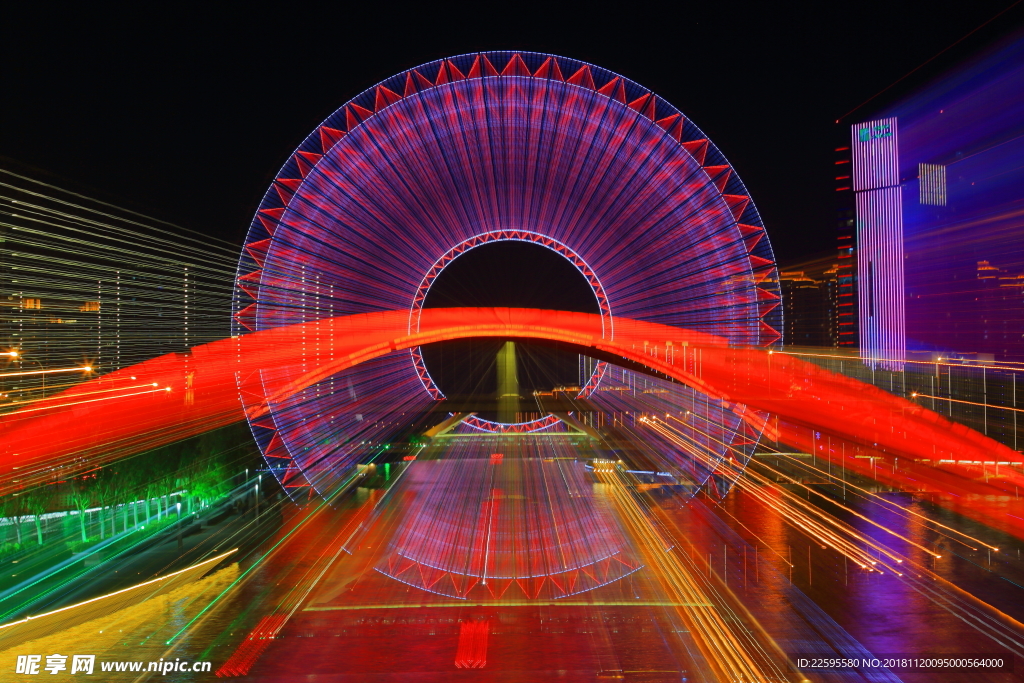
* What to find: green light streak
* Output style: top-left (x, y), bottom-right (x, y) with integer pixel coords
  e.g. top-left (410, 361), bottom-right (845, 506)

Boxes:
top-left (0, 528), bottom-right (141, 620)
top-left (164, 455), bottom-right (390, 645)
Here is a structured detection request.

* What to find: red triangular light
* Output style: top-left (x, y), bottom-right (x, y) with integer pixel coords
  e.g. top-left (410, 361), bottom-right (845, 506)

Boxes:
top-left (435, 60), bottom-right (451, 84)
top-left (656, 113), bottom-right (680, 131)
top-left (412, 69), bottom-right (433, 89)
top-left (486, 578), bottom-right (513, 599)
top-left (403, 72), bottom-right (417, 97)
top-left (374, 85), bottom-right (402, 111)
top-left (758, 299), bottom-right (781, 319)
top-left (628, 92), bottom-right (652, 113)
top-left (351, 103), bottom-right (373, 119)
top-left (422, 565), bottom-right (448, 589)
top-left (237, 269), bottom-right (262, 285)
top-left (597, 76), bottom-right (621, 98)
top-left (501, 53), bottom-right (531, 77)
top-left (244, 238), bottom-right (272, 267)
top-left (461, 576), bottom-right (479, 597)
top-left (393, 556), bottom-right (416, 577)
top-left (642, 94), bottom-right (657, 118)
top-left (438, 59), bottom-right (467, 81)
top-left (759, 321), bottom-right (782, 344)
top-left (681, 139), bottom-right (709, 165)
top-left (250, 417), bottom-right (276, 430)
top-left (566, 65), bottom-right (596, 90)
top-left (476, 55), bottom-right (497, 77)
top-left (236, 281), bottom-right (259, 300)
top-left (656, 113), bottom-right (684, 141)
top-left (723, 194), bottom-right (750, 220)
top-left (257, 208), bottom-right (285, 235)
top-left (294, 151), bottom-right (322, 178)
top-left (613, 79), bottom-right (627, 103)
top-left (234, 303), bottom-right (258, 332)
top-left (274, 178), bottom-right (301, 204)
top-left (318, 126), bottom-right (345, 152)
top-left (704, 165), bottom-right (732, 192)
top-left (533, 56), bottom-right (564, 81)
top-left (404, 69), bottom-right (434, 96)
top-left (274, 181), bottom-right (292, 205)
top-left (739, 224), bottom-right (764, 251)
top-left (345, 103), bottom-right (373, 130)
top-left (265, 431), bottom-right (287, 457)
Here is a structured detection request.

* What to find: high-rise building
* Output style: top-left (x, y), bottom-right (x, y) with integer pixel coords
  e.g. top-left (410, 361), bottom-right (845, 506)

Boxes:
top-left (0, 169), bottom-right (233, 403)
top-left (834, 140), bottom-right (857, 349)
top-left (851, 117), bottom-right (906, 370)
top-left (844, 31), bottom-right (1024, 363)
top-left (779, 266), bottom-right (840, 348)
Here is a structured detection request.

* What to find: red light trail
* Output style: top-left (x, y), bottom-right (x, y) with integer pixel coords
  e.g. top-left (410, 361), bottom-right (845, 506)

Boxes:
top-left (2, 307), bottom-right (1020, 544)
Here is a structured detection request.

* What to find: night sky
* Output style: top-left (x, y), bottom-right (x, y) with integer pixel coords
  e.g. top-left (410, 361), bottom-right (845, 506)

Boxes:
top-left (3, 3), bottom-right (1021, 265)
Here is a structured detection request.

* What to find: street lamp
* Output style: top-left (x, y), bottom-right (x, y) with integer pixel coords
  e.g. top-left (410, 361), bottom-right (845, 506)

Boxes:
top-left (176, 501), bottom-right (182, 553)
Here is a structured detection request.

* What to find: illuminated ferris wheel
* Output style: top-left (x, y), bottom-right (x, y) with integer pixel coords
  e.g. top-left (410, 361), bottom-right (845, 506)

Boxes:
top-left (232, 51), bottom-right (782, 499)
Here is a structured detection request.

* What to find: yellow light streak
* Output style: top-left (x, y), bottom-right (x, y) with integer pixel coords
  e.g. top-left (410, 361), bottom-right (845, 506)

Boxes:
top-left (753, 444), bottom-right (998, 552)
top-left (645, 417), bottom-right (917, 568)
top-left (0, 549), bottom-right (237, 632)
top-left (1, 383), bottom-right (159, 409)
top-left (913, 392), bottom-right (1024, 415)
top-left (0, 366), bottom-right (92, 378)
top-left (597, 468), bottom-right (792, 681)
top-left (0, 387), bottom-right (170, 417)
top-left (0, 380), bottom-right (116, 395)
top-left (665, 409), bottom-right (1001, 553)
top-left (781, 348), bottom-right (1024, 373)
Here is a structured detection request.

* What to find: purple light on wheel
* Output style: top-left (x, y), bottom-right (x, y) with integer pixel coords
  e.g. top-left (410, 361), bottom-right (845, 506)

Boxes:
top-left (232, 52), bottom-right (782, 497)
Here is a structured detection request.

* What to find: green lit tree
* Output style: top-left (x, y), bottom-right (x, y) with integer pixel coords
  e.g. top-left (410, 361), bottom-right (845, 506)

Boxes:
top-left (4, 493), bottom-right (30, 546)
top-left (0, 494), bottom-right (22, 547)
top-left (68, 476), bottom-right (95, 543)
top-left (22, 485), bottom-right (55, 545)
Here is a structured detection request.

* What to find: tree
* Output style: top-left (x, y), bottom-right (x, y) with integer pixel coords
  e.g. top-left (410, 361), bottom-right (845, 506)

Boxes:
top-left (122, 459), bottom-right (146, 529)
top-left (22, 485), bottom-right (55, 546)
top-left (4, 493), bottom-right (30, 546)
top-left (92, 470), bottom-right (120, 540)
top-left (68, 476), bottom-right (95, 543)
top-left (0, 494), bottom-right (20, 546)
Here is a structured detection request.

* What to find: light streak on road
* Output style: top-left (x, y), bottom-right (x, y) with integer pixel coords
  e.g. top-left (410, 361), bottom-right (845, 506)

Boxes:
top-left (595, 466), bottom-right (796, 682)
top-left (644, 417), bottom-right (909, 571)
